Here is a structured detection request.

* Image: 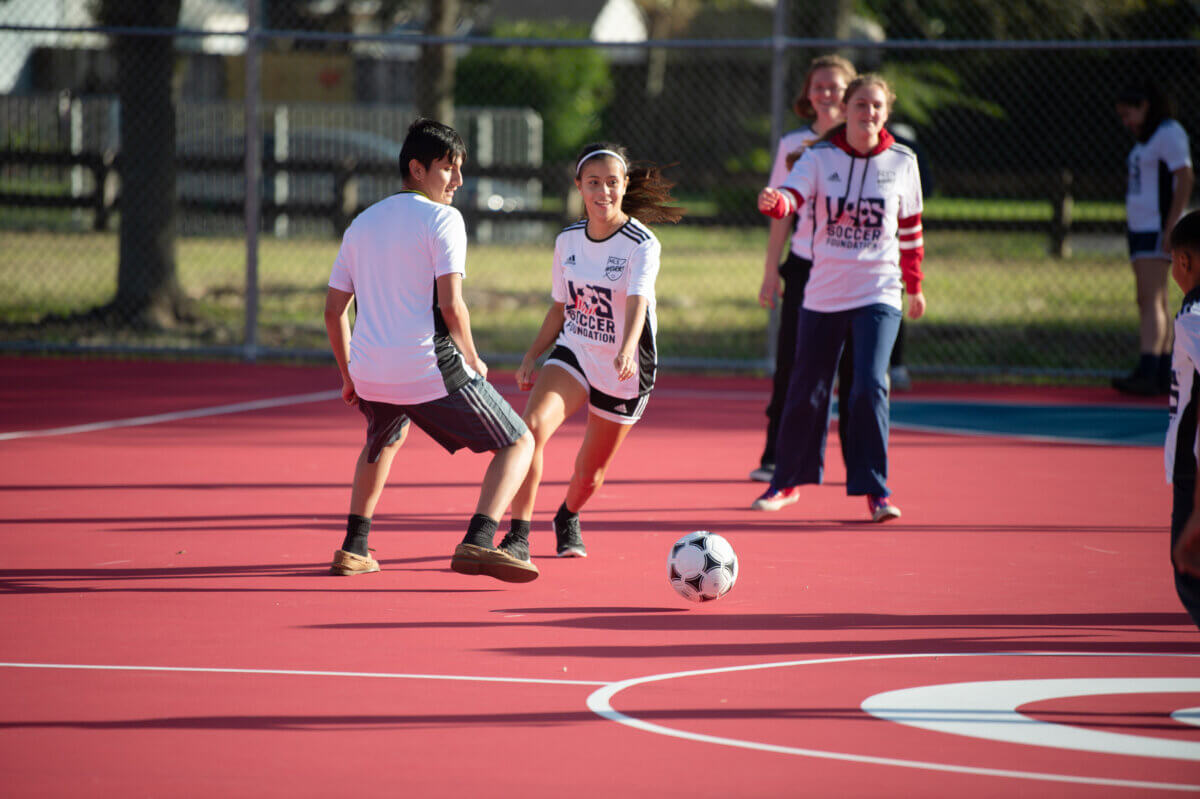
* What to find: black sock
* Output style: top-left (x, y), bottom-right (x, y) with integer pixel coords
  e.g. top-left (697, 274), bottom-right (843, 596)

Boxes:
top-left (1159, 354), bottom-right (1173, 387)
top-left (507, 519), bottom-right (531, 542)
top-left (341, 514), bottom-right (371, 557)
top-left (462, 514), bottom-right (499, 548)
top-left (554, 502), bottom-right (578, 526)
top-left (1137, 352), bottom-right (1157, 377)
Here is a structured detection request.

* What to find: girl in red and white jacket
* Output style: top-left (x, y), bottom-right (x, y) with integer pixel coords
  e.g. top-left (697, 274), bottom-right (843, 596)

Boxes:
top-left (751, 74), bottom-right (926, 522)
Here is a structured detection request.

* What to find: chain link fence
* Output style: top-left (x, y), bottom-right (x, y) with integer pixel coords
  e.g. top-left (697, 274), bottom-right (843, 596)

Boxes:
top-left (1, 1), bottom-right (1197, 379)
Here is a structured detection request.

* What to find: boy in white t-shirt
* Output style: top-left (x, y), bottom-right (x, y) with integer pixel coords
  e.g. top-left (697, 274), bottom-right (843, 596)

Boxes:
top-left (324, 118), bottom-right (536, 583)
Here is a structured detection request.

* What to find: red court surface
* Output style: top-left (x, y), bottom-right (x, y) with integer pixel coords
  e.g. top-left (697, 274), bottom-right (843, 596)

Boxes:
top-left (0, 357), bottom-right (1197, 797)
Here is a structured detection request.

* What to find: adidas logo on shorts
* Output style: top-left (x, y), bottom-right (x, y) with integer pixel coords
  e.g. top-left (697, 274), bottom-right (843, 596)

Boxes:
top-left (828, 172), bottom-right (841, 182)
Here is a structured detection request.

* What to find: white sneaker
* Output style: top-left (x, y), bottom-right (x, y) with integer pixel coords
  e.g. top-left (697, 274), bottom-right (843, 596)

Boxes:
top-left (751, 485), bottom-right (800, 511)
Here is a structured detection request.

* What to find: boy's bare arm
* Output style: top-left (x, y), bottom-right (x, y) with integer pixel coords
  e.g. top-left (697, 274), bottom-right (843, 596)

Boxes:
top-left (324, 287), bottom-right (358, 405)
top-left (436, 273), bottom-right (486, 379)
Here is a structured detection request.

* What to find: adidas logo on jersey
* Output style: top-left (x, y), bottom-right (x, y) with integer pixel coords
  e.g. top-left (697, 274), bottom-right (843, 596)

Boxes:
top-left (828, 172), bottom-right (841, 182)
top-left (564, 254), bottom-right (575, 265)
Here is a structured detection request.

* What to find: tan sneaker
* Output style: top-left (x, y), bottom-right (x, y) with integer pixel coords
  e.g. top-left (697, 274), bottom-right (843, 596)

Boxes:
top-left (450, 543), bottom-right (539, 583)
top-left (330, 549), bottom-right (380, 575)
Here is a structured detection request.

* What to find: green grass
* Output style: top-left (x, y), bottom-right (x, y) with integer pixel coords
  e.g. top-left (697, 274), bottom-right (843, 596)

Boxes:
top-left (0, 218), bottom-right (1158, 375)
top-left (923, 197), bottom-right (1125, 222)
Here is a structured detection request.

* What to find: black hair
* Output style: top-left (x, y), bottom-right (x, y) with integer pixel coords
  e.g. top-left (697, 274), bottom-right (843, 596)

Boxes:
top-left (573, 142), bottom-right (685, 225)
top-left (399, 118), bottom-right (466, 180)
top-left (1116, 80), bottom-right (1174, 143)
top-left (1171, 209), bottom-right (1200, 254)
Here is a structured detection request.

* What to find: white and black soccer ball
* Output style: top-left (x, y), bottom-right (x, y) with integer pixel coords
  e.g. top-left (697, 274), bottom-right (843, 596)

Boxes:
top-left (667, 531), bottom-right (738, 602)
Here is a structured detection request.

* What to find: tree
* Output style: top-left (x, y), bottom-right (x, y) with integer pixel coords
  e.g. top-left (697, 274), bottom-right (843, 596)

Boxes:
top-left (89, 0), bottom-right (185, 328)
top-left (417, 0), bottom-right (459, 124)
top-left (634, 0), bottom-right (701, 98)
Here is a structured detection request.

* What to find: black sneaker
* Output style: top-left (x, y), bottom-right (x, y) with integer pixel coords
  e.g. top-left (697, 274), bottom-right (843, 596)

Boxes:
top-left (554, 515), bottom-right (587, 558)
top-left (1112, 372), bottom-right (1165, 396)
top-left (497, 531), bottom-right (531, 563)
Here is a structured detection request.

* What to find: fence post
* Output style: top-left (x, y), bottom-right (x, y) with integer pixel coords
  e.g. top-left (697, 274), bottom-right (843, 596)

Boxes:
top-left (1050, 168), bottom-right (1073, 259)
top-left (765, 0), bottom-right (789, 374)
top-left (92, 150), bottom-right (117, 232)
top-left (243, 0), bottom-right (263, 361)
top-left (335, 157), bottom-right (359, 235)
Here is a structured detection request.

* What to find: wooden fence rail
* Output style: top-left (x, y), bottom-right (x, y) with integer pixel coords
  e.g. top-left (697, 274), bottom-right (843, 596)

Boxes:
top-left (0, 149), bottom-right (1120, 251)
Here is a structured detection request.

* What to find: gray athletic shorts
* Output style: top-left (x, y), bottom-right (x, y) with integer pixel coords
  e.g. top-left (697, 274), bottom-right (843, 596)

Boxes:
top-left (358, 375), bottom-right (528, 462)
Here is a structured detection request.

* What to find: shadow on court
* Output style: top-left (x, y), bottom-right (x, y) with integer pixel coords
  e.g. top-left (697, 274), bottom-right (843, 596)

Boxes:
top-left (0, 705), bottom-right (1186, 732)
top-left (0, 555), bottom-right (494, 595)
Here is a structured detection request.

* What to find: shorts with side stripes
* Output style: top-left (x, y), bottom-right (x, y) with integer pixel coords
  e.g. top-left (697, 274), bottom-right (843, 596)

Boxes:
top-left (544, 344), bottom-right (650, 425)
top-left (357, 374), bottom-right (528, 462)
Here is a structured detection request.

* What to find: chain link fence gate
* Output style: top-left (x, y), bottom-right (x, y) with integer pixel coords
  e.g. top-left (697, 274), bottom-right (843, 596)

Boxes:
top-left (1, 0), bottom-right (1197, 379)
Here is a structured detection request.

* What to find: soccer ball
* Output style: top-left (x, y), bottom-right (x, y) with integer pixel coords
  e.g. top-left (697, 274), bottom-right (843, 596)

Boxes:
top-left (668, 531), bottom-right (738, 602)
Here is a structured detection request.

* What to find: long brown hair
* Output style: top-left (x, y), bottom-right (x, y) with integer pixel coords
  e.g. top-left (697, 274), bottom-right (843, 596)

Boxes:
top-left (792, 54), bottom-right (856, 119)
top-left (574, 142), bottom-right (685, 225)
top-left (785, 73), bottom-right (895, 170)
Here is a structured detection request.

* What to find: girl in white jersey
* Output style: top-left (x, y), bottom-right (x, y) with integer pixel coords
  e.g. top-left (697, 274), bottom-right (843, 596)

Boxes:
top-left (752, 54), bottom-right (856, 484)
top-left (498, 143), bottom-right (684, 561)
top-left (1113, 80), bottom-right (1194, 396)
top-left (753, 74), bottom-right (926, 523)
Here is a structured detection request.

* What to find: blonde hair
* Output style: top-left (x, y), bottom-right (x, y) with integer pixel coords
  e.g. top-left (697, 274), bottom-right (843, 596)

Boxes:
top-left (792, 54), bottom-right (856, 119)
top-left (786, 73), bottom-right (895, 170)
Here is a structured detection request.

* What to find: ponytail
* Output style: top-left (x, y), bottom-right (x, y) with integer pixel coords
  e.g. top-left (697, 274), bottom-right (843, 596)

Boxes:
top-left (785, 123), bottom-right (846, 170)
top-left (623, 162), bottom-right (685, 224)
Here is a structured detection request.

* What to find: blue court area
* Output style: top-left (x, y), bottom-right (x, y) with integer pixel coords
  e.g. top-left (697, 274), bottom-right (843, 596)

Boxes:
top-left (888, 399), bottom-right (1166, 447)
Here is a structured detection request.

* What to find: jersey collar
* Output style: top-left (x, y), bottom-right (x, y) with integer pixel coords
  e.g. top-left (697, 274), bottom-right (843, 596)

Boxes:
top-left (832, 127), bottom-right (895, 158)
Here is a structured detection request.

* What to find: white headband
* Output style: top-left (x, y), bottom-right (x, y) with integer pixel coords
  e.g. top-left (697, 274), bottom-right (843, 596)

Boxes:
top-left (576, 149), bottom-right (627, 175)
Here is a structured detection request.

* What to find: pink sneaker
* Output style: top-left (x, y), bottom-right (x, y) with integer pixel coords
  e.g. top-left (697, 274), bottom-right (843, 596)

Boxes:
top-left (751, 485), bottom-right (800, 511)
top-left (867, 495), bottom-right (901, 522)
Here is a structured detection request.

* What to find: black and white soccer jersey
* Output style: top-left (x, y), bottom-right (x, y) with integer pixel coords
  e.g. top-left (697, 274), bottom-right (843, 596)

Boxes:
top-left (1127, 119), bottom-right (1192, 238)
top-left (1167, 286), bottom-right (1200, 484)
top-left (550, 217), bottom-right (661, 400)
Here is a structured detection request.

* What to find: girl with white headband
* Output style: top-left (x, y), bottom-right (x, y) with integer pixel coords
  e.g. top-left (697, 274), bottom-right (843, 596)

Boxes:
top-left (498, 142), bottom-right (684, 561)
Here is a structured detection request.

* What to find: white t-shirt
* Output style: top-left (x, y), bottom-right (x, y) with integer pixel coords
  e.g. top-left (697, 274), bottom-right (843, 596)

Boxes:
top-left (328, 191), bottom-right (476, 405)
top-left (769, 126), bottom-right (820, 260)
top-left (1167, 287), bottom-right (1200, 483)
top-left (781, 131), bottom-right (923, 313)
top-left (551, 217), bottom-right (660, 399)
top-left (1127, 119), bottom-right (1192, 233)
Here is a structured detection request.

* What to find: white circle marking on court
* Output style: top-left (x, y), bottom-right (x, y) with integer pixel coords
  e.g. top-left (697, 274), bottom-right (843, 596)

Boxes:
top-left (585, 652), bottom-right (1200, 792)
top-left (861, 678), bottom-right (1200, 760)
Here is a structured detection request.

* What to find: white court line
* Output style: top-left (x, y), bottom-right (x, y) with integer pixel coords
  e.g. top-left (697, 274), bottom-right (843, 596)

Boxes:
top-left (0, 661), bottom-right (608, 687)
top-left (5, 654), bottom-right (1199, 789)
top-left (585, 652), bottom-right (1200, 793)
top-left (0, 385), bottom-right (758, 442)
top-left (0, 390), bottom-right (339, 441)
